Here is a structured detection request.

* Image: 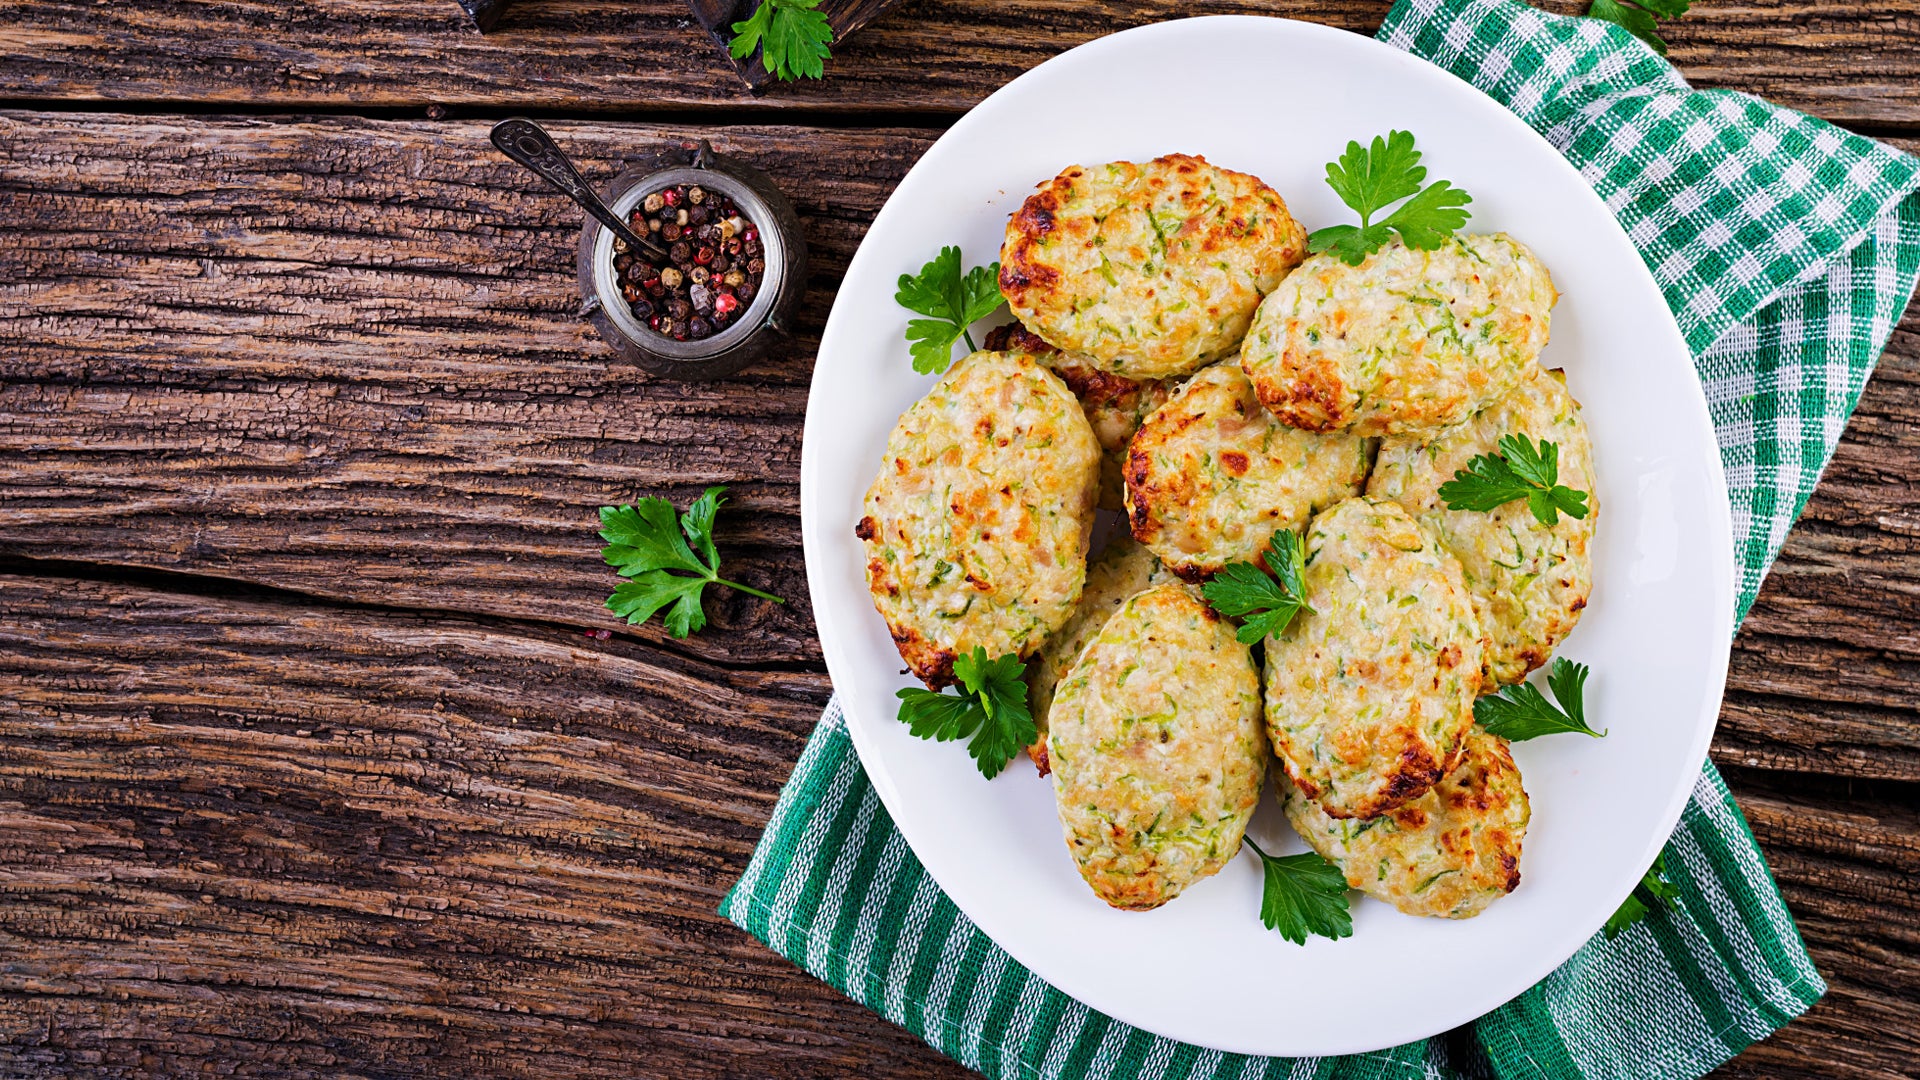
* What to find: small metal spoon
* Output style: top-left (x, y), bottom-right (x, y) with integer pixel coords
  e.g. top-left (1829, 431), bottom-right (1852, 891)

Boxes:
top-left (491, 118), bottom-right (672, 266)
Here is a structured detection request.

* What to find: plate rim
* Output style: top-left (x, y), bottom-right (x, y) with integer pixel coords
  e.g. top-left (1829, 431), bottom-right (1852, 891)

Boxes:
top-left (800, 13), bottom-right (1735, 1057)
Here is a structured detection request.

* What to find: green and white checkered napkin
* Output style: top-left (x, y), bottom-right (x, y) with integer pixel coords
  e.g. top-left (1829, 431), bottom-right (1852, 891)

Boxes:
top-left (722, 0), bottom-right (1920, 1075)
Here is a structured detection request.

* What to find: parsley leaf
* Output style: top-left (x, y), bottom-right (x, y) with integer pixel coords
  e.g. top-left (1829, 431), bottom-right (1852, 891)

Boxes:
top-left (1306, 130), bottom-right (1473, 266)
top-left (1475, 657), bottom-right (1604, 741)
top-left (1202, 531), bottom-right (1315, 645)
top-left (1603, 851), bottom-right (1682, 938)
top-left (896, 245), bottom-right (1006, 374)
top-left (599, 486), bottom-right (784, 638)
top-left (895, 646), bottom-right (1036, 779)
top-left (1437, 434), bottom-right (1592, 528)
top-left (1586, 0), bottom-right (1691, 57)
top-left (1244, 836), bottom-right (1353, 945)
top-left (729, 0), bottom-right (834, 82)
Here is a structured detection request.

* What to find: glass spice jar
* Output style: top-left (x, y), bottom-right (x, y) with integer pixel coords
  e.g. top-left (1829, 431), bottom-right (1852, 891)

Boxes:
top-left (577, 139), bottom-right (807, 381)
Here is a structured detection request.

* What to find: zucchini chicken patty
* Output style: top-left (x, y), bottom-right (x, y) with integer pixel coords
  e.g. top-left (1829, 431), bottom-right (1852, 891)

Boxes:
top-left (1263, 497), bottom-right (1484, 819)
top-left (1124, 361), bottom-right (1369, 580)
top-left (983, 320), bottom-right (1172, 511)
top-left (1000, 154), bottom-right (1309, 381)
top-left (856, 350), bottom-right (1101, 687)
top-left (1024, 536), bottom-right (1175, 774)
top-left (1369, 366), bottom-right (1597, 685)
top-left (1283, 726), bottom-right (1529, 919)
top-left (1239, 233), bottom-right (1555, 438)
top-left (1049, 583), bottom-right (1267, 910)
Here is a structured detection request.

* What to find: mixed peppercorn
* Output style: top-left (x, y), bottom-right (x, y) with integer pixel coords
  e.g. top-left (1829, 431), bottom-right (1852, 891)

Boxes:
top-left (614, 182), bottom-right (766, 342)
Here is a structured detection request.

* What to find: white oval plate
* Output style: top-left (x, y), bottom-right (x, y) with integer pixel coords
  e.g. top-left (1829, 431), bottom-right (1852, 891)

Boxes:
top-left (800, 16), bottom-right (1733, 1058)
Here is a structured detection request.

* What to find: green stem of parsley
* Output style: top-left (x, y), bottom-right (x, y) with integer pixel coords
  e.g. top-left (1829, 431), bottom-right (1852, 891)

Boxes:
top-left (962, 330), bottom-right (978, 352)
top-left (717, 578), bottom-right (785, 603)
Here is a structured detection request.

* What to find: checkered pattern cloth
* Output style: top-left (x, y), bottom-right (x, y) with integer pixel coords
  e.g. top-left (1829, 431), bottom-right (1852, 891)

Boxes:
top-left (721, 1), bottom-right (1920, 1076)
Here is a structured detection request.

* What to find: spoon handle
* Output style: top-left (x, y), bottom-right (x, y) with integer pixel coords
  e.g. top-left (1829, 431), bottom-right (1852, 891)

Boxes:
top-left (491, 118), bottom-right (670, 265)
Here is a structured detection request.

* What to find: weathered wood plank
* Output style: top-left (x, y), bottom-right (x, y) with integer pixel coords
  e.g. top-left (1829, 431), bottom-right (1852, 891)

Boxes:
top-left (0, 0), bottom-right (1916, 127)
top-left (0, 577), bottom-right (1914, 1079)
top-left (0, 573), bottom-right (985, 1079)
top-left (0, 112), bottom-right (938, 666)
top-left (1710, 777), bottom-right (1920, 1080)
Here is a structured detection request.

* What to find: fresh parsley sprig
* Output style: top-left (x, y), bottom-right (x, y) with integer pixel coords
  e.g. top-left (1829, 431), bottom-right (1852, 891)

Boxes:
top-left (1603, 851), bottom-right (1681, 938)
top-left (599, 486), bottom-right (784, 638)
top-left (1306, 130), bottom-right (1473, 266)
top-left (1245, 836), bottom-right (1353, 945)
top-left (1202, 531), bottom-right (1315, 645)
top-left (1475, 657), bottom-right (1603, 741)
top-left (1586, 0), bottom-right (1691, 57)
top-left (729, 0), bottom-right (834, 83)
top-left (1438, 434), bottom-right (1591, 528)
top-left (895, 647), bottom-right (1036, 779)
top-left (896, 246), bottom-right (1006, 375)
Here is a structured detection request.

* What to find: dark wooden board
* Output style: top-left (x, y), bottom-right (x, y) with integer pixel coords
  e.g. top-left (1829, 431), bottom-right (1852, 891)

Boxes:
top-left (1, 108), bottom-right (1918, 1077)
top-left (0, 0), bottom-right (1917, 128)
top-left (0, 111), bottom-right (937, 667)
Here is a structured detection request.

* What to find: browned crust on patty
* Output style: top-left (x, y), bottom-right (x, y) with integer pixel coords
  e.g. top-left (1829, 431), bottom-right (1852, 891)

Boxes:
top-left (982, 321), bottom-right (1056, 356)
top-left (1256, 349), bottom-right (1350, 432)
top-left (999, 186), bottom-right (1064, 299)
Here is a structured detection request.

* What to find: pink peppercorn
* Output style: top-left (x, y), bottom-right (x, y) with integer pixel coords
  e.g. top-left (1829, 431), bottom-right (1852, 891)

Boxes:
top-left (714, 292), bottom-right (739, 315)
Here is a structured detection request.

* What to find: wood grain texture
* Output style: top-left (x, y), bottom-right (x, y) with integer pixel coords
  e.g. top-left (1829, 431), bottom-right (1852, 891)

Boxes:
top-left (0, 111), bottom-right (937, 666)
top-left (0, 0), bottom-right (1917, 127)
top-left (0, 108), bottom-right (1916, 1077)
top-left (0, 574), bottom-right (979, 1080)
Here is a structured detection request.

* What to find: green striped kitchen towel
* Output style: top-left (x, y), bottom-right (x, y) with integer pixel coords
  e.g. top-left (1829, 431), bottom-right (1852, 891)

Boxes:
top-left (722, 0), bottom-right (1920, 1076)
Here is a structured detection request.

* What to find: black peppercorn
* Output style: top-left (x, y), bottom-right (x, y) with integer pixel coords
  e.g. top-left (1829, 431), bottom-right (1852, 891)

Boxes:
top-left (669, 240), bottom-right (692, 263)
top-left (630, 297), bottom-right (654, 319)
top-left (688, 317), bottom-right (713, 338)
top-left (711, 254), bottom-right (730, 274)
top-left (689, 205), bottom-right (709, 225)
top-left (747, 257), bottom-right (765, 274)
top-left (736, 281), bottom-right (757, 304)
top-left (668, 297), bottom-right (692, 320)
top-left (660, 222), bottom-right (682, 242)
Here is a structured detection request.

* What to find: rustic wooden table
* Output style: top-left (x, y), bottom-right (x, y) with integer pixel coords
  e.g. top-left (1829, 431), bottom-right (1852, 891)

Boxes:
top-left (0, 1), bottom-right (1914, 1077)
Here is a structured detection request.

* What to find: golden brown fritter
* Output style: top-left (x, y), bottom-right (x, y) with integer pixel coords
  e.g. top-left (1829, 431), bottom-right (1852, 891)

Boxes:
top-left (1048, 583), bottom-right (1267, 910)
top-left (1240, 234), bottom-right (1555, 438)
top-left (1284, 727), bottom-right (1529, 918)
top-left (1000, 154), bottom-right (1308, 380)
top-left (1124, 361), bottom-right (1369, 580)
top-left (857, 350), bottom-right (1101, 687)
top-left (1023, 536), bottom-right (1175, 774)
top-left (1369, 366), bottom-right (1597, 685)
top-left (1263, 498), bottom-right (1484, 819)
top-left (983, 321), bottom-right (1172, 511)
